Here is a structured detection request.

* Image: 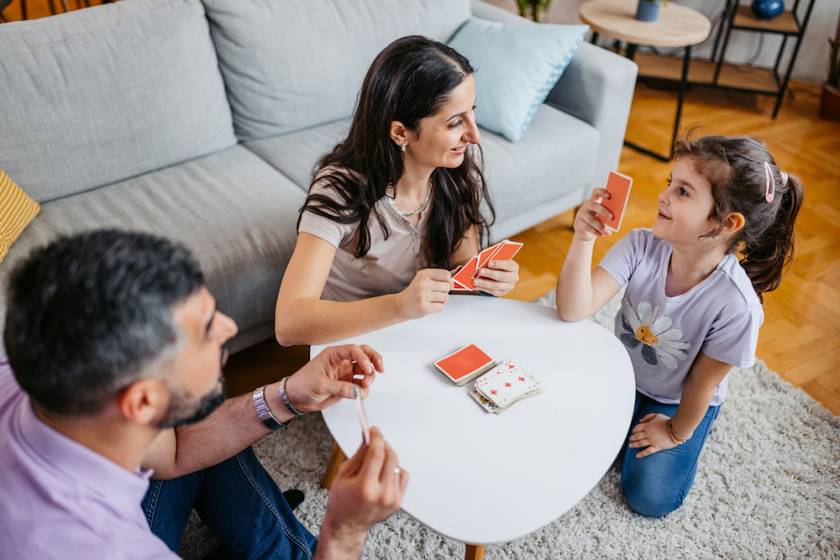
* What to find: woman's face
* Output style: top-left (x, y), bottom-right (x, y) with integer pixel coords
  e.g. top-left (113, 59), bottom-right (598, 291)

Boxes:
top-left (406, 74), bottom-right (480, 169)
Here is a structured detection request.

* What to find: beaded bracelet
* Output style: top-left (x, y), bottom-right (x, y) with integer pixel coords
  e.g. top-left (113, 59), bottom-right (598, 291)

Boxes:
top-left (666, 420), bottom-right (691, 445)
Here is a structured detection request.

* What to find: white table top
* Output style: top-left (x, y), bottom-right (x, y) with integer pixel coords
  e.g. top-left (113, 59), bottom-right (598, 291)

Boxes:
top-left (315, 296), bottom-right (635, 545)
top-left (579, 0), bottom-right (711, 48)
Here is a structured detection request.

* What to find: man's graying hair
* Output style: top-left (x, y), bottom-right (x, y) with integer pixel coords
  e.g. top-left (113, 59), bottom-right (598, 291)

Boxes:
top-left (4, 229), bottom-right (205, 416)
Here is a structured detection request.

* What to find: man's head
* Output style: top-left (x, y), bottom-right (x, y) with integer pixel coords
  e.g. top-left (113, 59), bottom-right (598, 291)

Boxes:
top-left (4, 229), bottom-right (238, 427)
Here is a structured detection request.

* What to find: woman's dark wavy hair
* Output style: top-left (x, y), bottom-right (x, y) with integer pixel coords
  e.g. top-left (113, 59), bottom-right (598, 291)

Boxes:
top-left (675, 135), bottom-right (804, 300)
top-left (296, 35), bottom-right (494, 268)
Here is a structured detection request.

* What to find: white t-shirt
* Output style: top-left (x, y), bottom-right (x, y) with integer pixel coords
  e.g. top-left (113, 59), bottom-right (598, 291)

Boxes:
top-left (599, 229), bottom-right (763, 406)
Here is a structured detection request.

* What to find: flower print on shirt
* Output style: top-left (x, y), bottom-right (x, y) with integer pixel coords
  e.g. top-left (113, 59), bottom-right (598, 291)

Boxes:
top-left (619, 299), bottom-right (690, 369)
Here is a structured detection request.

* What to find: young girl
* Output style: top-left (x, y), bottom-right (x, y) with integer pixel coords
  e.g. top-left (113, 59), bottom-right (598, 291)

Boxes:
top-left (555, 135), bottom-right (803, 518)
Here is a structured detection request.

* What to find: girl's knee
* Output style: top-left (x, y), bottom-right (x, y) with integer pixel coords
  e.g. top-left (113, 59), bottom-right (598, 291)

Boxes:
top-left (621, 477), bottom-right (684, 518)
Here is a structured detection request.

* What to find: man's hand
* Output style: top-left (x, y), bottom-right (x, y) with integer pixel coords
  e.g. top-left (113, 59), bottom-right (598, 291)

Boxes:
top-left (316, 428), bottom-right (408, 559)
top-left (284, 345), bottom-right (384, 414)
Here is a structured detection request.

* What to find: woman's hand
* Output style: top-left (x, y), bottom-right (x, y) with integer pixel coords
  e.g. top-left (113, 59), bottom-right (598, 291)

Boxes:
top-left (395, 269), bottom-right (452, 319)
top-left (474, 259), bottom-right (519, 296)
top-left (573, 188), bottom-right (614, 242)
top-left (628, 413), bottom-right (680, 458)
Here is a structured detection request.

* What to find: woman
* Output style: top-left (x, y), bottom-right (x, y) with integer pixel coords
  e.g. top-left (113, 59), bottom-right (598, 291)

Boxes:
top-left (275, 36), bottom-right (519, 346)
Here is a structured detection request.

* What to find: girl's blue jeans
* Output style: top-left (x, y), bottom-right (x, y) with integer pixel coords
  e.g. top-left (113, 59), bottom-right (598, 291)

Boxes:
top-left (620, 391), bottom-right (721, 518)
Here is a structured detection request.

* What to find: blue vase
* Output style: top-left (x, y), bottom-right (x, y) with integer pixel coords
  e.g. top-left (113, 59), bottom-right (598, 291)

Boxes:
top-left (751, 0), bottom-right (784, 19)
top-left (635, 1), bottom-right (661, 22)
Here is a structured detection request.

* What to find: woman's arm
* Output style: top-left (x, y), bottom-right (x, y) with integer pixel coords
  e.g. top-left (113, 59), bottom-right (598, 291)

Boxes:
top-left (628, 353), bottom-right (731, 458)
top-left (555, 188), bottom-right (621, 321)
top-left (275, 233), bottom-right (451, 346)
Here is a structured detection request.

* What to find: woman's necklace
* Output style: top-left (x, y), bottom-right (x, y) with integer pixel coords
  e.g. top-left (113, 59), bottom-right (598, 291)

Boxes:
top-left (387, 180), bottom-right (433, 218)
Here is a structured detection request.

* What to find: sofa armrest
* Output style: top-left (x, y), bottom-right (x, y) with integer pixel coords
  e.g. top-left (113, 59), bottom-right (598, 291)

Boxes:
top-left (471, 1), bottom-right (638, 193)
top-left (546, 43), bottom-right (637, 191)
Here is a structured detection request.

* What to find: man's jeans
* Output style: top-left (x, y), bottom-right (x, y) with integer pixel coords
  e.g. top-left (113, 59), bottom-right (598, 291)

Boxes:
top-left (141, 447), bottom-right (317, 559)
top-left (620, 391), bottom-right (721, 518)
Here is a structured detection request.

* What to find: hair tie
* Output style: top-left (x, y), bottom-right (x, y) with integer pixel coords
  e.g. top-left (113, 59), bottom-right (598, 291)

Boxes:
top-left (763, 161), bottom-right (775, 203)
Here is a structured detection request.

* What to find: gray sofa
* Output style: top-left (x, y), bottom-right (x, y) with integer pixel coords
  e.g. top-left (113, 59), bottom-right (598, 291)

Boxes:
top-left (0, 0), bottom-right (637, 357)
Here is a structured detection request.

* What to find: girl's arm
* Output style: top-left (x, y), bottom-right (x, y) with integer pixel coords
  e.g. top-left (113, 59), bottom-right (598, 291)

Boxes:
top-left (629, 353), bottom-right (731, 458)
top-left (275, 234), bottom-right (451, 346)
top-left (555, 188), bottom-right (621, 321)
top-left (670, 354), bottom-right (731, 437)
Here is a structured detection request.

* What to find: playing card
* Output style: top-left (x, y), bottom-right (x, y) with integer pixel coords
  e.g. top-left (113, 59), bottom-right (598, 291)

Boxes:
top-left (353, 385), bottom-right (370, 444)
top-left (600, 171), bottom-right (633, 232)
top-left (468, 385), bottom-right (499, 414)
top-left (473, 240), bottom-right (523, 280)
top-left (475, 361), bottom-right (540, 409)
top-left (434, 344), bottom-right (496, 386)
top-left (451, 255), bottom-right (479, 290)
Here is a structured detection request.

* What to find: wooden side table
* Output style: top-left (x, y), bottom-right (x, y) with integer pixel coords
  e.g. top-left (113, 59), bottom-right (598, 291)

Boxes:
top-left (579, 0), bottom-right (711, 161)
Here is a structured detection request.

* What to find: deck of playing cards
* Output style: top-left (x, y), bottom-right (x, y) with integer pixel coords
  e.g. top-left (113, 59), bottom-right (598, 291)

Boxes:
top-left (451, 239), bottom-right (523, 292)
top-left (469, 361), bottom-right (541, 414)
top-left (434, 344), bottom-right (496, 386)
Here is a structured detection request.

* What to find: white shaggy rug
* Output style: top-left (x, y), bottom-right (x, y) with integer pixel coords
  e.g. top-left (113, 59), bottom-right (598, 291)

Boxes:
top-left (181, 292), bottom-right (840, 559)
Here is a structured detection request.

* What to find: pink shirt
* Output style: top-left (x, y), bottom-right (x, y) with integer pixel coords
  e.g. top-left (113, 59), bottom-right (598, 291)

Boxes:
top-left (0, 362), bottom-right (175, 559)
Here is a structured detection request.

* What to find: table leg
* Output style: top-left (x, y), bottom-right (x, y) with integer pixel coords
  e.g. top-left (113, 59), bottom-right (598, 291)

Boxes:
top-left (321, 440), bottom-right (346, 490)
top-left (623, 44), bottom-right (692, 162)
top-left (465, 544), bottom-right (485, 560)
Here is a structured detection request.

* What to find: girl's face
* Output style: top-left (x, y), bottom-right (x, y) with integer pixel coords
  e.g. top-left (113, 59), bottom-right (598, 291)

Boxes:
top-left (407, 74), bottom-right (481, 169)
top-left (652, 157), bottom-right (720, 246)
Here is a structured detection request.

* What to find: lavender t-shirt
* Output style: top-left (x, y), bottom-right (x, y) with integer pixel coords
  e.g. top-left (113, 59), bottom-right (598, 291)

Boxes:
top-left (599, 229), bottom-right (763, 406)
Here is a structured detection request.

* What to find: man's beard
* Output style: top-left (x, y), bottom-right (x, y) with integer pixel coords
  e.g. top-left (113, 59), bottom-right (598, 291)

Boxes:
top-left (157, 375), bottom-right (227, 428)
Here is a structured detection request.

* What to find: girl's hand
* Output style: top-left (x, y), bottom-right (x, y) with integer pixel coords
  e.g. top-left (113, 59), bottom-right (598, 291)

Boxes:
top-left (475, 259), bottom-right (519, 296)
top-left (628, 413), bottom-right (679, 458)
top-left (573, 188), bottom-right (614, 242)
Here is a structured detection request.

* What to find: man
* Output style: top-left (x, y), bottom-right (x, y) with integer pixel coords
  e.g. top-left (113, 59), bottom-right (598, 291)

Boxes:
top-left (0, 229), bottom-right (408, 559)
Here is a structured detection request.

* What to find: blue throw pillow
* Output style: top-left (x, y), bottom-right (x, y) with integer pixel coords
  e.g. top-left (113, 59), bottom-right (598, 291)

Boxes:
top-left (448, 18), bottom-right (587, 143)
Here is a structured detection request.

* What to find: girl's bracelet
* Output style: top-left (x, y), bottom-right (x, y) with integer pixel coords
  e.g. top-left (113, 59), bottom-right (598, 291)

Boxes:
top-left (666, 420), bottom-right (692, 445)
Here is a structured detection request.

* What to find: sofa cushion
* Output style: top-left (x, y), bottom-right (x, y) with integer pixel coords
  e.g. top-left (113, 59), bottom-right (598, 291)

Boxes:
top-left (0, 146), bottom-right (303, 357)
top-left (203, 0), bottom-right (471, 141)
top-left (245, 119), bottom-right (352, 189)
top-left (448, 18), bottom-right (587, 142)
top-left (0, 0), bottom-right (236, 203)
top-left (480, 104), bottom-right (598, 227)
top-left (246, 105), bottom-right (598, 231)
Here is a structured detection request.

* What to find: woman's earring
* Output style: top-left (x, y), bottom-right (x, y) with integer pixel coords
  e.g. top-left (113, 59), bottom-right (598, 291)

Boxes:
top-left (401, 143), bottom-right (407, 153)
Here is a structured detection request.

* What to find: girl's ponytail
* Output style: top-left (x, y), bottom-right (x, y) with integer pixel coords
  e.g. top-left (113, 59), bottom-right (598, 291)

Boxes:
top-left (741, 174), bottom-right (804, 296)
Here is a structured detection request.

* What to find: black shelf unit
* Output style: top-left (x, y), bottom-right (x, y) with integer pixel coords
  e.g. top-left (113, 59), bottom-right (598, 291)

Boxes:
top-left (709, 0), bottom-right (818, 118)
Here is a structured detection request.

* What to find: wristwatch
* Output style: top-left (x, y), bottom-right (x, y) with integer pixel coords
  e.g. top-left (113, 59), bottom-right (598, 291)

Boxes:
top-left (252, 386), bottom-right (284, 430)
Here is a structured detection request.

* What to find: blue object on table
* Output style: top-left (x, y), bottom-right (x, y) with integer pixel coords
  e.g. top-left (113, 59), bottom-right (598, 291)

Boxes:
top-left (635, 1), bottom-right (661, 22)
top-left (751, 0), bottom-right (785, 19)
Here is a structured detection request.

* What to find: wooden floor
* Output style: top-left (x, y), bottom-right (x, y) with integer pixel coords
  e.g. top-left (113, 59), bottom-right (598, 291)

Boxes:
top-left (5, 2), bottom-right (838, 414)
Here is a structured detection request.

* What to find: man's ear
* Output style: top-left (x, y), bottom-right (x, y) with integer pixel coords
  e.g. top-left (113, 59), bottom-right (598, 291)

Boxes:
top-left (389, 121), bottom-right (413, 148)
top-left (118, 377), bottom-right (168, 426)
top-left (722, 211), bottom-right (746, 236)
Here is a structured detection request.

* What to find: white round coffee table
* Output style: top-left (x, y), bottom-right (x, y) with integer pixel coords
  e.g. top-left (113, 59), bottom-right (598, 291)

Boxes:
top-left (314, 296), bottom-right (635, 558)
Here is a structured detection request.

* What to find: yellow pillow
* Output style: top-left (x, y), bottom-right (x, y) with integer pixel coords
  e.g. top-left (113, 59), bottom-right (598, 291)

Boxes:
top-left (0, 170), bottom-right (40, 262)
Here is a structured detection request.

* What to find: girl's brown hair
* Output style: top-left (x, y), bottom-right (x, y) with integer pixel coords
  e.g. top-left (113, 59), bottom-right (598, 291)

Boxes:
top-left (674, 135), bottom-right (804, 299)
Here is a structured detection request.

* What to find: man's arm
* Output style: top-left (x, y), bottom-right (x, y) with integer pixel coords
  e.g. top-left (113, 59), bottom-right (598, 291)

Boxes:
top-left (142, 344), bottom-right (383, 479)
